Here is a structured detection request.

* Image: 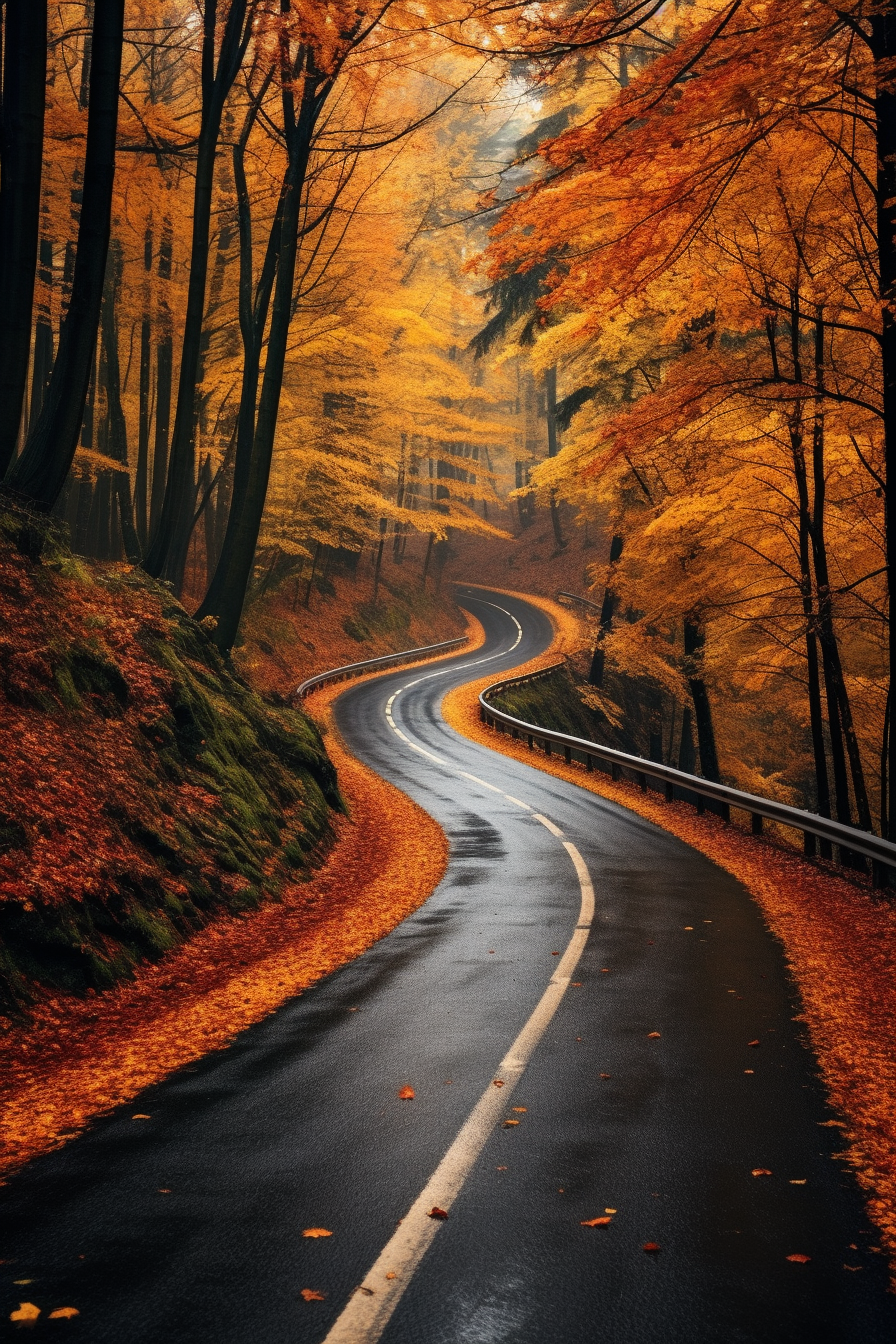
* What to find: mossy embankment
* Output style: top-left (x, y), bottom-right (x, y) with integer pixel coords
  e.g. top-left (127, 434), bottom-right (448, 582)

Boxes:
top-left (0, 511), bottom-right (341, 1017)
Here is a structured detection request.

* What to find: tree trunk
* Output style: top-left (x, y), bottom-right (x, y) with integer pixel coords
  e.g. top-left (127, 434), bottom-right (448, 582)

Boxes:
top-left (142, 0), bottom-right (250, 589)
top-left (684, 617), bottom-right (720, 782)
top-left (135, 225), bottom-right (153, 548)
top-left (544, 363), bottom-right (565, 549)
top-left (870, 5), bottom-right (896, 840)
top-left (3, 0), bottom-right (123, 511)
top-left (0, 0), bottom-right (48, 476)
top-left (589, 533), bottom-right (623, 686)
top-left (100, 241), bottom-right (140, 562)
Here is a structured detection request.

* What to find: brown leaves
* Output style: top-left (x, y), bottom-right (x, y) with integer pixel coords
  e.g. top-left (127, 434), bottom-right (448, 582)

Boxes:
top-left (786, 1254), bottom-right (811, 1264)
top-left (48, 1309), bottom-right (79, 1320)
top-left (300, 1290), bottom-right (326, 1302)
top-left (131, 1114), bottom-right (151, 1120)
top-left (747, 1040), bottom-right (760, 1047)
top-left (427, 1207), bottom-right (448, 1220)
top-left (642, 1242), bottom-right (661, 1253)
top-left (751, 1168), bottom-right (772, 1177)
top-left (503, 1119), bottom-right (519, 1128)
top-left (302, 1228), bottom-right (333, 1238)
top-left (581, 1216), bottom-right (613, 1227)
top-left (492, 1079), bottom-right (504, 1088)
top-left (397, 1086), bottom-right (414, 1100)
top-left (647, 1032), bottom-right (661, 1039)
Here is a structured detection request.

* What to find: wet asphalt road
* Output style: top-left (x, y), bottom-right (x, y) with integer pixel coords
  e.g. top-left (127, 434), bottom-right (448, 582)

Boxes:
top-left (2, 586), bottom-right (895, 1343)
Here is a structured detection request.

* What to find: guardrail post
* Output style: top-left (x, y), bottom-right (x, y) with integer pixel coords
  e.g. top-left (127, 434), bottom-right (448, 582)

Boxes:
top-left (696, 795), bottom-right (705, 815)
top-left (872, 859), bottom-right (890, 891)
top-left (665, 782), bottom-right (674, 803)
top-left (611, 762), bottom-right (620, 781)
top-left (527, 733), bottom-right (534, 749)
top-left (586, 754), bottom-right (593, 773)
top-left (544, 739), bottom-right (551, 756)
top-left (803, 831), bottom-right (817, 857)
top-left (564, 745), bottom-right (572, 765)
top-left (720, 802), bottom-right (730, 823)
top-left (479, 705), bottom-right (486, 722)
top-left (512, 726), bottom-right (518, 739)
top-left (751, 813), bottom-right (763, 836)
top-left (636, 771), bottom-right (647, 792)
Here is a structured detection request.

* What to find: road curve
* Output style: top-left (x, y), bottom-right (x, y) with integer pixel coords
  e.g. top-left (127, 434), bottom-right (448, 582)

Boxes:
top-left (1, 588), bottom-right (894, 1343)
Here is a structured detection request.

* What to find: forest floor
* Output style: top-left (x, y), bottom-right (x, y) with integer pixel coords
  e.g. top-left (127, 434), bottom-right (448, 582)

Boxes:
top-left (441, 598), bottom-right (896, 1282)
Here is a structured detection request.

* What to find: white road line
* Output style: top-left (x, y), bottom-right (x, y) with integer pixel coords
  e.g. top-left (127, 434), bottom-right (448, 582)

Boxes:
top-left (320, 599), bottom-right (596, 1343)
top-left (321, 838), bottom-right (595, 1344)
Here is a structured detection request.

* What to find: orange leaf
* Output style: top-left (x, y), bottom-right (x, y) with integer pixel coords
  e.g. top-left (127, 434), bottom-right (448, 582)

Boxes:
top-left (581, 1216), bottom-right (612, 1227)
top-left (786, 1254), bottom-right (811, 1264)
top-left (397, 1086), bottom-right (415, 1100)
top-left (385, 1272), bottom-right (396, 1280)
top-left (600, 1072), bottom-right (611, 1079)
top-left (428, 1206), bottom-right (448, 1220)
top-left (10, 1303), bottom-right (40, 1324)
top-left (300, 1290), bottom-right (325, 1302)
top-left (747, 1040), bottom-right (760, 1047)
top-left (302, 1228), bottom-right (332, 1238)
top-left (647, 1032), bottom-right (661, 1039)
top-left (48, 1308), bottom-right (80, 1320)
top-left (131, 1114), bottom-right (151, 1120)
top-left (512, 1107), bottom-right (527, 1112)
top-left (503, 1119), bottom-right (519, 1127)
top-left (492, 1079), bottom-right (504, 1087)
top-left (751, 1169), bottom-right (772, 1177)
top-left (643, 1242), bottom-right (661, 1253)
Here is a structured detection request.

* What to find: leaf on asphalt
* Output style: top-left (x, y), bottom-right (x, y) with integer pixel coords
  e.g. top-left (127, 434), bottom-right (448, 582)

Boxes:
top-left (512, 1107), bottom-right (527, 1112)
top-left (132, 1114), bottom-right (151, 1120)
top-left (605, 1208), bottom-right (617, 1214)
top-left (581, 1216), bottom-right (612, 1227)
top-left (302, 1228), bottom-right (333, 1238)
top-left (571, 982), bottom-right (582, 986)
top-left (600, 1073), bottom-right (611, 1079)
top-left (385, 1272), bottom-right (397, 1280)
top-left (397, 1086), bottom-right (415, 1100)
top-left (492, 1080), bottom-right (504, 1087)
top-left (647, 1032), bottom-right (661, 1039)
top-left (48, 1309), bottom-right (79, 1320)
top-left (428, 1207), bottom-right (448, 1220)
top-left (818, 1120), bottom-right (846, 1128)
top-left (787, 1254), bottom-right (811, 1263)
top-left (642, 1243), bottom-right (661, 1253)
top-left (503, 1119), bottom-right (519, 1127)
top-left (10, 1303), bottom-right (40, 1325)
top-left (12, 1282), bottom-right (33, 1287)
top-left (747, 1040), bottom-right (760, 1047)
top-left (496, 1166), bottom-right (507, 1171)
top-left (684, 926), bottom-right (693, 930)
top-left (300, 1290), bottom-right (325, 1302)
top-left (790, 1179), bottom-right (807, 1185)
top-left (751, 1169), bottom-right (772, 1177)
top-left (158, 1188), bottom-right (171, 1194)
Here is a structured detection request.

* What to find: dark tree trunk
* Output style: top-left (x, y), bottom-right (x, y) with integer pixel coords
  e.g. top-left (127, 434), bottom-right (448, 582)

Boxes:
top-left (870, 5), bottom-right (896, 840)
top-left (135, 225), bottom-right (153, 548)
top-left (589, 533), bottom-right (623, 686)
top-left (544, 363), bottom-right (565, 549)
top-left (149, 329), bottom-right (172, 540)
top-left (684, 617), bottom-right (720, 782)
top-left (29, 312), bottom-right (54, 431)
top-left (677, 703), bottom-right (696, 773)
top-left (3, 0), bottom-right (123, 510)
top-left (421, 531), bottom-right (435, 588)
top-left (142, 0), bottom-right (251, 589)
top-left (0, 0), bottom-right (48, 476)
top-left (372, 520), bottom-right (387, 604)
top-left (99, 241), bottom-right (140, 562)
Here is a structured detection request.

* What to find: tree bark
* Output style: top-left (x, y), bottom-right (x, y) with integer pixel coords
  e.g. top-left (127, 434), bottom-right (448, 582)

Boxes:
top-left (589, 533), bottom-right (623, 686)
top-left (3, 0), bottom-right (123, 510)
top-left (142, 0), bottom-right (251, 589)
top-left (0, 0), bottom-right (48, 476)
top-left (544, 363), bottom-right (565, 549)
top-left (684, 617), bottom-right (720, 782)
top-left (100, 241), bottom-right (140, 562)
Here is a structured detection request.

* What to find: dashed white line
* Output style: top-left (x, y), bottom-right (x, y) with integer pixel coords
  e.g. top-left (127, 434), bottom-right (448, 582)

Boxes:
top-left (319, 596), bottom-right (597, 1344)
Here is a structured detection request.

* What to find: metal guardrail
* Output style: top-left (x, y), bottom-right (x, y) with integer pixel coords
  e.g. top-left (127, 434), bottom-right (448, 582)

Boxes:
top-left (557, 590), bottom-right (603, 615)
top-left (295, 635), bottom-right (468, 700)
top-left (480, 662), bottom-right (895, 887)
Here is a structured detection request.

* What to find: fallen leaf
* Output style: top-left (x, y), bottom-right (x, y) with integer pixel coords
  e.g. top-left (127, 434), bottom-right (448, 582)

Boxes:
top-left (844, 1265), bottom-right (862, 1271)
top-left (48, 1309), bottom-right (79, 1320)
top-left (131, 1114), bottom-right (151, 1120)
top-left (790, 1179), bottom-right (807, 1185)
top-left (385, 1272), bottom-right (396, 1280)
top-left (512, 1107), bottom-right (527, 1112)
top-left (428, 1207), bottom-right (448, 1220)
top-left (647, 1032), bottom-right (661, 1039)
top-left (300, 1290), bottom-right (325, 1302)
top-left (492, 1080), bottom-right (504, 1088)
top-left (581, 1217), bottom-right (612, 1227)
top-left (10, 1303), bottom-right (40, 1325)
top-left (744, 1069), bottom-right (754, 1074)
top-left (571, 982), bottom-right (582, 986)
top-left (751, 1169), bottom-right (772, 1177)
top-left (684, 926), bottom-right (693, 930)
top-left (605, 1208), bottom-right (617, 1214)
top-left (601, 968), bottom-right (610, 973)
top-left (158, 1189), bottom-right (171, 1194)
top-left (551, 951), bottom-right (560, 955)
top-left (496, 1166), bottom-right (507, 1171)
top-left (643, 1242), bottom-right (661, 1253)
top-left (503, 1119), bottom-right (519, 1127)
top-left (818, 1120), bottom-right (846, 1128)
top-left (302, 1228), bottom-right (333, 1238)
top-left (397, 1086), bottom-right (415, 1100)
top-left (786, 1253), bottom-right (811, 1264)
top-left (12, 1282), bottom-right (33, 1287)
top-left (747, 1040), bottom-right (760, 1047)
top-left (600, 1073), bottom-right (611, 1079)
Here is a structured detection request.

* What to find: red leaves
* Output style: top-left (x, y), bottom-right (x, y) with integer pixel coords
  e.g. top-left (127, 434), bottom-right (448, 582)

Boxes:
top-left (581, 1216), bottom-right (612, 1227)
top-left (642, 1243), bottom-right (661, 1253)
top-left (427, 1207), bottom-right (448, 1220)
top-left (302, 1228), bottom-right (332, 1239)
top-left (646, 1032), bottom-right (661, 1039)
top-left (786, 1254), bottom-right (811, 1264)
top-left (397, 1086), bottom-right (414, 1100)
top-left (300, 1290), bottom-right (326, 1302)
top-left (751, 1168), bottom-right (772, 1177)
top-left (747, 1040), bottom-right (760, 1048)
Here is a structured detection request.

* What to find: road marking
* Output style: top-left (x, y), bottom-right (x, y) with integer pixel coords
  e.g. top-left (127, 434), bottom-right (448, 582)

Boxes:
top-left (321, 838), bottom-right (595, 1344)
top-left (533, 813), bottom-right (564, 837)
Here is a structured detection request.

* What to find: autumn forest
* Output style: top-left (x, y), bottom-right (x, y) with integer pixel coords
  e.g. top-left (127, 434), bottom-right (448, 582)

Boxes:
top-left (3, 0), bottom-right (896, 1334)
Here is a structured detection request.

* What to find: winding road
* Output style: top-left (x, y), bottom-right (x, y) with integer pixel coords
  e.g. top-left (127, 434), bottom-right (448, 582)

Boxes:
top-left (3, 588), bottom-right (895, 1343)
